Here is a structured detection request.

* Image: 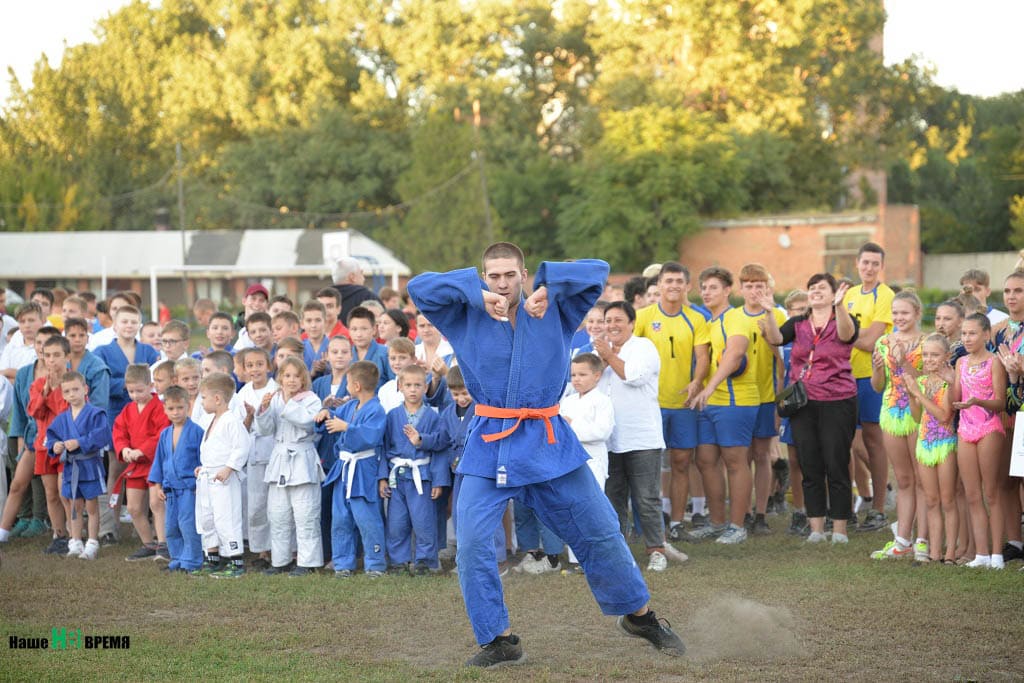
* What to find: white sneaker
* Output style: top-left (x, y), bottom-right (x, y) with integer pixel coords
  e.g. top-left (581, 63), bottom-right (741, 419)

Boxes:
top-left (79, 539), bottom-right (99, 560)
top-left (806, 531), bottom-right (828, 544)
top-left (513, 553), bottom-right (540, 574)
top-left (715, 524), bottom-right (748, 545)
top-left (524, 556), bottom-right (560, 575)
top-left (646, 551), bottom-right (668, 572)
top-left (831, 533), bottom-right (849, 545)
top-left (120, 511), bottom-right (133, 524)
top-left (966, 556), bottom-right (991, 568)
top-left (662, 542), bottom-right (689, 564)
top-left (990, 555), bottom-right (1005, 570)
top-left (66, 538), bottom-right (84, 557)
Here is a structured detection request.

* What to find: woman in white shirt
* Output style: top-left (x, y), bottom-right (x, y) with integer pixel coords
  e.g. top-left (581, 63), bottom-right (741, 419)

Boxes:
top-left (594, 301), bottom-right (669, 571)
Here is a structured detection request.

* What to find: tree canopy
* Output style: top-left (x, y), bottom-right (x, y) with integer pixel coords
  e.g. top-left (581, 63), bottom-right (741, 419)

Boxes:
top-left (2, 0), bottom-right (1021, 271)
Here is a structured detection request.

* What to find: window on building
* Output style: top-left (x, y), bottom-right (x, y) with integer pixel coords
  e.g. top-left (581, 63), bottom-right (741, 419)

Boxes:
top-left (824, 232), bottom-right (871, 281)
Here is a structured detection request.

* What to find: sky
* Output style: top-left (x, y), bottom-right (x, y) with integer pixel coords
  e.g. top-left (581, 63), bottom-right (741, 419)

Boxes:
top-left (1, 0), bottom-right (1023, 105)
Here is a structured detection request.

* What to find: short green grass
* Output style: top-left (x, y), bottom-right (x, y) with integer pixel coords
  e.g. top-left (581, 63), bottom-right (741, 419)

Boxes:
top-left (2, 518), bottom-right (1019, 682)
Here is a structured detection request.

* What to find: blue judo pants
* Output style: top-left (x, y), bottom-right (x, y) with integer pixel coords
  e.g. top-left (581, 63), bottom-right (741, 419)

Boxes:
top-left (331, 487), bottom-right (386, 572)
top-left (457, 465), bottom-right (650, 645)
top-left (452, 474), bottom-right (506, 561)
top-left (386, 478), bottom-right (438, 568)
top-left (164, 487), bottom-right (203, 571)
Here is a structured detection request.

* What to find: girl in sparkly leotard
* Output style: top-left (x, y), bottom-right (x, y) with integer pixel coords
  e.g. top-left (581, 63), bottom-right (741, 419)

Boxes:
top-left (870, 291), bottom-right (926, 560)
top-left (953, 313), bottom-right (1008, 569)
top-left (905, 334), bottom-right (959, 564)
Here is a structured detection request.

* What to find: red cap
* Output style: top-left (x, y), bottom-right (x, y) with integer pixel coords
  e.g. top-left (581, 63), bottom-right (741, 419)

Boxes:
top-left (245, 283), bottom-right (269, 299)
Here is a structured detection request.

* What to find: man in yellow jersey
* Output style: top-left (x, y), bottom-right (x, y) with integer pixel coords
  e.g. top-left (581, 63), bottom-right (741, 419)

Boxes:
top-left (690, 267), bottom-right (759, 545)
top-left (842, 242), bottom-right (893, 531)
top-left (736, 264), bottom-right (787, 536)
top-left (634, 263), bottom-right (710, 542)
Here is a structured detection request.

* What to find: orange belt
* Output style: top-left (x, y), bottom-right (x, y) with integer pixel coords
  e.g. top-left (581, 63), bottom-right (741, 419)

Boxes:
top-left (475, 404), bottom-right (560, 444)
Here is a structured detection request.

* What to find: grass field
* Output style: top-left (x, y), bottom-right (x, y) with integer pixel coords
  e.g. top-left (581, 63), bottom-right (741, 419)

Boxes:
top-left (1, 517), bottom-right (1020, 682)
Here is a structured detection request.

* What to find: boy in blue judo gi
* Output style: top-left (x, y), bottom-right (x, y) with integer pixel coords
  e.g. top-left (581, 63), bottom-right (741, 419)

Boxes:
top-left (149, 385), bottom-right (205, 573)
top-left (45, 371), bottom-right (108, 559)
top-left (318, 361), bottom-right (387, 577)
top-left (378, 364), bottom-right (450, 574)
top-left (407, 242), bottom-right (685, 667)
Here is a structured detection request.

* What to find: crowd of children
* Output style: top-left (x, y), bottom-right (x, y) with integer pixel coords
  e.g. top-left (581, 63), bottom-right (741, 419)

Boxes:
top-left (1, 246), bottom-right (1023, 579)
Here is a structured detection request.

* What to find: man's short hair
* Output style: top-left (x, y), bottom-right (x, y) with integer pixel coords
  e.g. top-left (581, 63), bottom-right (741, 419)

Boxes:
top-left (482, 242), bottom-right (525, 270)
top-left (739, 263), bottom-right (771, 284)
top-left (115, 305), bottom-right (141, 320)
top-left (245, 312), bottom-right (272, 330)
top-left (43, 335), bottom-right (71, 354)
top-left (276, 336), bottom-right (305, 356)
top-left (31, 287), bottom-right (55, 306)
top-left (15, 302), bottom-right (44, 321)
top-left (192, 298), bottom-right (217, 314)
top-left (164, 385), bottom-right (190, 405)
top-left (347, 360), bottom-right (380, 391)
top-left (783, 290), bottom-right (809, 308)
top-left (199, 372), bottom-right (236, 402)
top-left (332, 256), bottom-right (364, 284)
top-left (269, 294), bottom-right (293, 309)
top-left (398, 364), bottom-right (427, 383)
top-left (272, 310), bottom-right (301, 327)
top-left (659, 262), bottom-right (690, 283)
top-left (315, 288), bottom-right (341, 306)
top-left (386, 337), bottom-right (416, 357)
top-left (153, 360), bottom-right (176, 377)
top-left (379, 287), bottom-right (400, 302)
top-left (63, 295), bottom-right (88, 315)
top-left (857, 242), bottom-right (885, 260)
top-left (301, 300), bottom-right (326, 317)
top-left (63, 317), bottom-right (90, 334)
top-left (124, 364), bottom-right (152, 386)
top-left (60, 370), bottom-right (86, 387)
top-left (205, 350), bottom-right (234, 374)
top-left (142, 320), bottom-right (160, 331)
top-left (447, 364), bottom-right (466, 391)
top-left (174, 357), bottom-right (201, 374)
top-left (347, 306), bottom-right (376, 326)
top-left (162, 319), bottom-right (191, 339)
top-left (959, 269), bottom-right (990, 288)
top-left (77, 291), bottom-right (97, 304)
top-left (208, 311), bottom-right (233, 327)
top-left (699, 266), bottom-right (734, 288)
top-left (623, 276), bottom-right (647, 304)
top-left (571, 352), bottom-right (603, 373)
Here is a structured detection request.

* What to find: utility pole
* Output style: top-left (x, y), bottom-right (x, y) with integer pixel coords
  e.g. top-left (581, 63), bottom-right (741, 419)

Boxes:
top-left (472, 99), bottom-right (494, 244)
top-left (176, 142), bottom-right (189, 319)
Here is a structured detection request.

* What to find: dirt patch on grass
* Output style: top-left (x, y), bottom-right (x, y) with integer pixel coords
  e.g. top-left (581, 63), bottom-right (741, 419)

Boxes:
top-left (685, 594), bottom-right (801, 663)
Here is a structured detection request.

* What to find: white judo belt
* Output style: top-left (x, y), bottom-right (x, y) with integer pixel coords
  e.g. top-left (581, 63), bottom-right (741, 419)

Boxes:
top-left (337, 449), bottom-right (376, 499)
top-left (388, 457), bottom-right (431, 495)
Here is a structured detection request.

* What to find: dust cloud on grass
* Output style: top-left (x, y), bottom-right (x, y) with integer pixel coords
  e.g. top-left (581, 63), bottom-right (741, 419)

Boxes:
top-left (683, 594), bottom-right (801, 662)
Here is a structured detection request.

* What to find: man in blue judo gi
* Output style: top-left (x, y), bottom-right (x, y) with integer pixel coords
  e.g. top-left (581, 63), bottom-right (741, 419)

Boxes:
top-left (407, 242), bottom-right (685, 668)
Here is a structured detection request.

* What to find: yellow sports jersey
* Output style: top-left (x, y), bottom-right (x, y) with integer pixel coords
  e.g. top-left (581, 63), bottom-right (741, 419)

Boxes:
top-left (843, 283), bottom-right (895, 378)
top-left (708, 307), bottom-right (760, 407)
top-left (634, 303), bottom-right (711, 409)
top-left (735, 307), bottom-right (786, 402)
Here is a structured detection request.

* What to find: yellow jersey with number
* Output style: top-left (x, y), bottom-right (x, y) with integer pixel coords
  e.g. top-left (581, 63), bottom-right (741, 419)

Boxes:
top-left (708, 307), bottom-right (760, 407)
top-left (843, 283), bottom-right (894, 378)
top-left (634, 303), bottom-right (711, 409)
top-left (735, 307), bottom-right (787, 402)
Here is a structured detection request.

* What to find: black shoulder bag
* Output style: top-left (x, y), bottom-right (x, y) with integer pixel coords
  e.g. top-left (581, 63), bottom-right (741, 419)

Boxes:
top-left (776, 315), bottom-right (828, 418)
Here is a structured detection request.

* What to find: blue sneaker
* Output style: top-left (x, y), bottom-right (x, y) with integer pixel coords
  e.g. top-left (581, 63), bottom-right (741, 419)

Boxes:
top-left (9, 518), bottom-right (31, 538)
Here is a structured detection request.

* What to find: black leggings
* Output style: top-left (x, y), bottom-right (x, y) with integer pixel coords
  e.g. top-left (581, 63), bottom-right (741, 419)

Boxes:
top-left (789, 397), bottom-right (858, 520)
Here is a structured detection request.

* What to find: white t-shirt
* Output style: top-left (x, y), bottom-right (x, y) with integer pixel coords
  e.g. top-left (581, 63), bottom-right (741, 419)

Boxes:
top-left (0, 338), bottom-right (36, 373)
top-left (87, 326), bottom-right (117, 351)
top-left (987, 306), bottom-right (1009, 325)
top-left (598, 335), bottom-right (664, 453)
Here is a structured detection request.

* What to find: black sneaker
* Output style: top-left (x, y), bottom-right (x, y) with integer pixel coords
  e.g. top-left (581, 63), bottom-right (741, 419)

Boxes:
top-left (126, 544), bottom-right (157, 561)
top-left (465, 635), bottom-right (526, 668)
top-left (752, 516), bottom-right (771, 536)
top-left (690, 512), bottom-right (708, 529)
top-left (743, 512), bottom-right (755, 532)
top-left (99, 532), bottom-right (119, 547)
top-left (1002, 543), bottom-right (1024, 562)
top-left (414, 561), bottom-right (430, 576)
top-left (43, 536), bottom-right (70, 555)
top-left (288, 566), bottom-right (315, 577)
top-left (153, 544), bottom-right (171, 562)
top-left (616, 610), bottom-right (686, 656)
top-left (250, 557), bottom-right (271, 571)
top-left (787, 511), bottom-right (808, 536)
top-left (858, 509), bottom-right (887, 532)
top-left (262, 562), bottom-right (294, 575)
